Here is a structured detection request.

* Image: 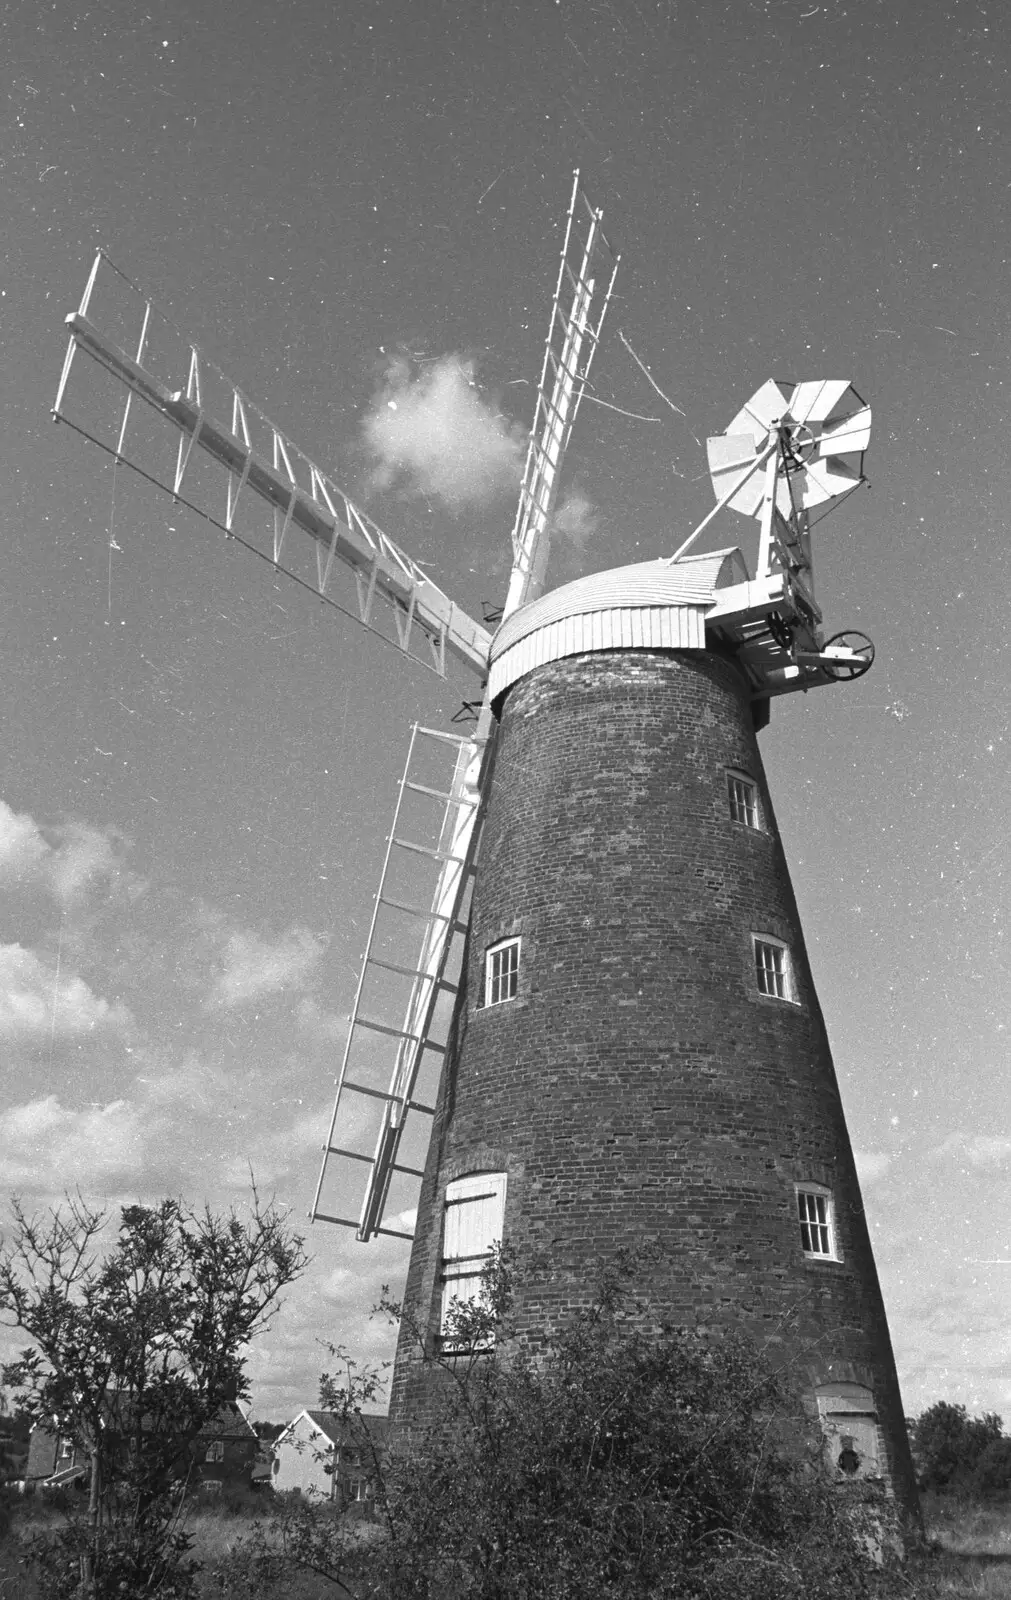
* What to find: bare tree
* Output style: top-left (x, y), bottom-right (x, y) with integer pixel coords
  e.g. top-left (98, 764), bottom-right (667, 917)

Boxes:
top-left (1, 1190), bottom-right (307, 1598)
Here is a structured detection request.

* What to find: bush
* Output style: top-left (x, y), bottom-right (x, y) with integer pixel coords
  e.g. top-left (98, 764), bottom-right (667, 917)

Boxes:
top-left (967, 1435), bottom-right (1011, 1502)
top-left (910, 1403), bottom-right (1004, 1494)
top-left (240, 1250), bottom-right (915, 1600)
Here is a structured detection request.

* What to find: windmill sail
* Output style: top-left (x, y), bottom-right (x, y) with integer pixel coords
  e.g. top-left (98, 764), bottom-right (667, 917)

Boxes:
top-left (504, 171), bottom-right (619, 617)
top-left (53, 253), bottom-right (490, 680)
top-left (314, 174), bottom-right (620, 1240)
top-left (311, 725), bottom-right (486, 1240)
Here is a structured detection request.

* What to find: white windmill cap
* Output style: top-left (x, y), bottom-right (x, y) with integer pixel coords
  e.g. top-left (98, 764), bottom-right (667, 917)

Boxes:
top-left (488, 548), bottom-right (747, 702)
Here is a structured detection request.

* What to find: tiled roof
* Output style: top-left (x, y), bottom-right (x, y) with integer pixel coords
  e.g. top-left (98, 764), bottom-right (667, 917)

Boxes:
top-left (198, 1403), bottom-right (258, 1441)
top-left (302, 1410), bottom-right (391, 1446)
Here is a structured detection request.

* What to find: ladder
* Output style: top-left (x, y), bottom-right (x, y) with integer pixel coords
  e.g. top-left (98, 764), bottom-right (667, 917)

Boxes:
top-left (311, 724), bottom-right (484, 1240)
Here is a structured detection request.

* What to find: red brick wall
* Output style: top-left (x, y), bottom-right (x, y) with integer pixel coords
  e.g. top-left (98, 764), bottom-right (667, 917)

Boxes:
top-left (390, 648), bottom-right (917, 1520)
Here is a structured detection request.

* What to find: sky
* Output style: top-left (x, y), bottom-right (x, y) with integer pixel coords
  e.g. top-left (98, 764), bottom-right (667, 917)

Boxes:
top-left (1, 0), bottom-right (1007, 1422)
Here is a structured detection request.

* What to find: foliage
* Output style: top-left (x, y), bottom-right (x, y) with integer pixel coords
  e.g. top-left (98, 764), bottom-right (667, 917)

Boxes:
top-left (238, 1248), bottom-right (914, 1600)
top-left (252, 1421), bottom-right (286, 1443)
top-left (0, 1190), bottom-right (307, 1599)
top-left (911, 1403), bottom-right (1006, 1496)
top-left (969, 1436), bottom-right (1011, 1503)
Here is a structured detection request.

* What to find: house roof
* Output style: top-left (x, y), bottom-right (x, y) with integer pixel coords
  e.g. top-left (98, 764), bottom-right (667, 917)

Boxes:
top-left (31, 1398), bottom-right (257, 1443)
top-left (287, 1409), bottom-right (391, 1448)
top-left (197, 1403), bottom-right (258, 1442)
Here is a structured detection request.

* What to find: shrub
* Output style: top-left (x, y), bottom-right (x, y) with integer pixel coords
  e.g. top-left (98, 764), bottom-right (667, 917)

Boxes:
top-left (910, 1403), bottom-right (1004, 1494)
top-left (967, 1435), bottom-right (1011, 1502)
top-left (241, 1249), bottom-right (915, 1600)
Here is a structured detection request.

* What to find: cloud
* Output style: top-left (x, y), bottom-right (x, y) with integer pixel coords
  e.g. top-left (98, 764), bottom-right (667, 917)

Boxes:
top-left (0, 801), bottom-right (48, 881)
top-left (853, 1148), bottom-right (891, 1186)
top-left (930, 1132), bottom-right (1011, 1169)
top-left (218, 1106), bottom-right (328, 1190)
top-left (551, 488), bottom-right (599, 552)
top-left (295, 996), bottom-right (349, 1043)
top-left (0, 1095), bottom-right (146, 1187)
top-left (0, 943), bottom-right (132, 1040)
top-left (0, 800), bottom-right (133, 906)
top-left (361, 354), bottom-right (524, 510)
top-left (208, 925), bottom-right (327, 1009)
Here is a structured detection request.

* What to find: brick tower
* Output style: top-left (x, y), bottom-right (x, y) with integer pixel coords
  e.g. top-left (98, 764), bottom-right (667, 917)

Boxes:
top-left (388, 556), bottom-right (918, 1523)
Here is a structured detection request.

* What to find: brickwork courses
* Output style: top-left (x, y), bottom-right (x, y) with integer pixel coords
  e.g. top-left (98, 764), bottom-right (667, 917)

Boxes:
top-left (389, 645), bottom-right (918, 1524)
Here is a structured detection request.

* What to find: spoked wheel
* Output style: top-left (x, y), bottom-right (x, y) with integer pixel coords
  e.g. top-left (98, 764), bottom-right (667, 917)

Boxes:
top-left (821, 630), bottom-right (875, 681)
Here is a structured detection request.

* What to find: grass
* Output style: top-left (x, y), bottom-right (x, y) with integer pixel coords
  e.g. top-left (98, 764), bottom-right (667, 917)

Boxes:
top-left (5, 1490), bottom-right (1011, 1597)
top-left (911, 1496), bottom-right (1011, 1596)
top-left (0, 1488), bottom-right (367, 1599)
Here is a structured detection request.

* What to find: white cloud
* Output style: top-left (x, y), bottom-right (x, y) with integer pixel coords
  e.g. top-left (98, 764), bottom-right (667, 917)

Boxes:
top-left (0, 943), bottom-right (132, 1040)
top-left (296, 996), bottom-right (349, 1042)
top-left (551, 488), bottom-right (599, 552)
top-left (218, 1107), bottom-right (330, 1189)
top-left (362, 354), bottom-right (524, 510)
top-left (208, 925), bottom-right (327, 1009)
top-left (0, 800), bottom-right (132, 905)
top-left (930, 1132), bottom-right (1011, 1169)
top-left (853, 1148), bottom-right (892, 1186)
top-left (0, 1095), bottom-right (146, 1187)
top-left (0, 801), bottom-right (48, 881)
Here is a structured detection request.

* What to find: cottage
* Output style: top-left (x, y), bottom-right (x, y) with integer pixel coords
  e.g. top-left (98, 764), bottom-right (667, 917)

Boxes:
top-left (25, 1401), bottom-right (258, 1492)
top-left (24, 1424), bottom-right (88, 1490)
top-left (191, 1403), bottom-right (259, 1490)
top-left (271, 1409), bottom-right (389, 1512)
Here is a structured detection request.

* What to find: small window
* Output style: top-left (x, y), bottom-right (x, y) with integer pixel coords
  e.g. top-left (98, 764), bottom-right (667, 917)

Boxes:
top-left (485, 938), bottom-right (520, 1006)
top-left (753, 936), bottom-right (796, 1002)
top-left (727, 771), bottom-right (760, 829)
top-left (440, 1172), bottom-right (507, 1339)
top-left (797, 1187), bottom-right (837, 1259)
top-left (205, 1439), bottom-right (225, 1464)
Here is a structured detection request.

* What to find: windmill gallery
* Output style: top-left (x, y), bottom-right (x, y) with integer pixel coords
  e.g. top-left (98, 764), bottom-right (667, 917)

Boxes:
top-left (53, 175), bottom-right (917, 1517)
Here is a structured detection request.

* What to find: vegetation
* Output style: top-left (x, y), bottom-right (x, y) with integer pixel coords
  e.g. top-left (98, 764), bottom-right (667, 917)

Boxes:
top-left (911, 1403), bottom-right (1011, 1501)
top-left (231, 1248), bottom-right (916, 1599)
top-left (7, 1210), bottom-right (1011, 1598)
top-left (0, 1191), bottom-right (307, 1599)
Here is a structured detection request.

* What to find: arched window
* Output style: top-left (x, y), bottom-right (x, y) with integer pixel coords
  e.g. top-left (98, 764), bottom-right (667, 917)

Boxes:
top-left (439, 1172), bottom-right (507, 1342)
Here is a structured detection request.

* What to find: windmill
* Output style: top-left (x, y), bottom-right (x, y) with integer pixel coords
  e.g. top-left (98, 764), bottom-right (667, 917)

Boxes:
top-left (52, 177), bottom-right (917, 1522)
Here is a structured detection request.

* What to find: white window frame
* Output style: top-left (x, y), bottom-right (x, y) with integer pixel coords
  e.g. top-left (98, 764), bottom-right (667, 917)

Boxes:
top-left (58, 1436), bottom-right (74, 1461)
top-left (205, 1439), bottom-right (225, 1464)
top-left (439, 1171), bottom-right (507, 1342)
top-left (752, 935), bottom-right (797, 1003)
top-left (727, 770), bottom-right (760, 830)
top-left (484, 938), bottom-right (520, 1007)
top-left (796, 1185), bottom-right (838, 1260)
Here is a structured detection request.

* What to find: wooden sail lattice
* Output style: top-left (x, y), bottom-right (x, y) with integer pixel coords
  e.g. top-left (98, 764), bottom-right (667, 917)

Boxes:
top-left (53, 252), bottom-right (491, 681)
top-left (311, 725), bottom-right (484, 1241)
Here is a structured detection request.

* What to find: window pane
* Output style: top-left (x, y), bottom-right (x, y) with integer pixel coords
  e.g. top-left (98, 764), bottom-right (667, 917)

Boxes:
top-left (798, 1189), bottom-right (833, 1257)
top-left (487, 940), bottom-right (519, 1005)
top-left (728, 774), bottom-right (759, 828)
top-left (755, 940), bottom-right (785, 998)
